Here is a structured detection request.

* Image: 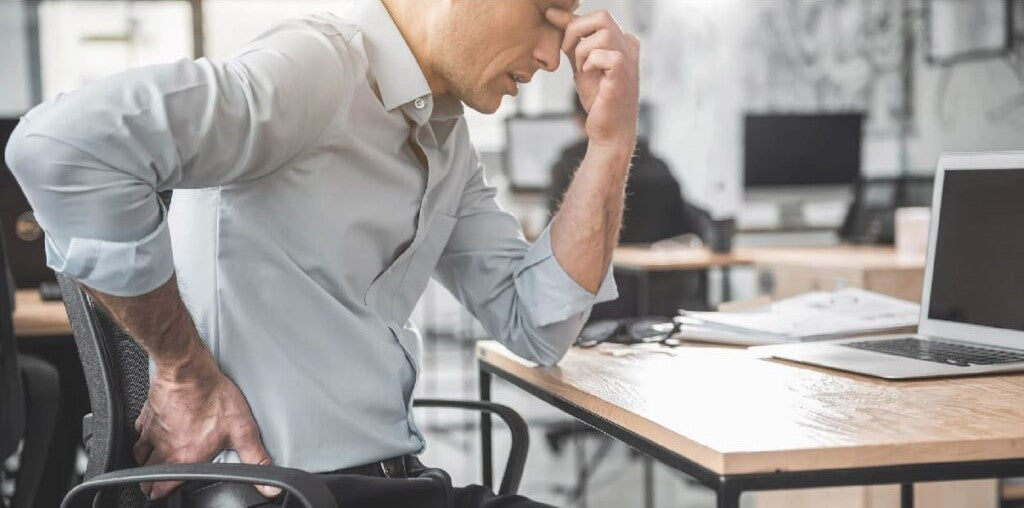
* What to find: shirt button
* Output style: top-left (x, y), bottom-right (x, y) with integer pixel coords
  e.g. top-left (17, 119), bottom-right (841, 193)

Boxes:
top-left (413, 97), bottom-right (427, 109)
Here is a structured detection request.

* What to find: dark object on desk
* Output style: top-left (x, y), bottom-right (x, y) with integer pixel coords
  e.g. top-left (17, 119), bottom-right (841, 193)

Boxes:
top-left (708, 218), bottom-right (736, 254)
top-left (1, 223), bottom-right (60, 508)
top-left (840, 175), bottom-right (934, 244)
top-left (38, 280), bottom-right (62, 302)
top-left (56, 274), bottom-right (531, 508)
top-left (576, 318), bottom-right (681, 348)
top-left (1, 117), bottom-right (56, 290)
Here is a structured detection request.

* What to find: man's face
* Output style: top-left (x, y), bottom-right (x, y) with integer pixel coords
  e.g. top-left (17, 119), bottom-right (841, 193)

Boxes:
top-left (434, 0), bottom-right (578, 114)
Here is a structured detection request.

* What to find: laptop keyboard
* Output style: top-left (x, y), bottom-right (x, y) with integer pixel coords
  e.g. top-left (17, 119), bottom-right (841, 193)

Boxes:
top-left (843, 337), bottom-right (1024, 367)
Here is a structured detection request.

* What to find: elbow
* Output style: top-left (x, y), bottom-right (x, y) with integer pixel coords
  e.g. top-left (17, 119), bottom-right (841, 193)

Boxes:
top-left (4, 120), bottom-right (33, 183)
top-left (532, 348), bottom-right (566, 368)
top-left (510, 337), bottom-right (566, 367)
top-left (5, 124), bottom-right (84, 202)
top-left (501, 312), bottom-right (582, 367)
top-left (5, 123), bottom-right (56, 193)
top-left (521, 334), bottom-right (566, 367)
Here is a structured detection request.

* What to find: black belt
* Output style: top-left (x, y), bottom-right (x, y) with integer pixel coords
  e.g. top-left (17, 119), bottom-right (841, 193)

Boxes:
top-left (328, 454), bottom-right (421, 479)
top-left (168, 455), bottom-right (422, 507)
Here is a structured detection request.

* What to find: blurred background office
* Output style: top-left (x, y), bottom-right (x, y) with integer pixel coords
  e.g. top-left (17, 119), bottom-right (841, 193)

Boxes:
top-left (3, 0), bottom-right (1024, 507)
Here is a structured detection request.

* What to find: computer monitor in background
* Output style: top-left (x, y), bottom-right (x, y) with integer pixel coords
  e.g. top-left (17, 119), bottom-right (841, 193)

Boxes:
top-left (504, 114), bottom-right (581, 191)
top-left (1, 117), bottom-right (56, 289)
top-left (743, 112), bottom-right (865, 227)
top-left (744, 112), bottom-right (864, 189)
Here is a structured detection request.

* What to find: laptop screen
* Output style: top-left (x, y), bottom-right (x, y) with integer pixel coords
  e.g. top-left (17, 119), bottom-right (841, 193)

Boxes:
top-left (928, 168), bottom-right (1024, 331)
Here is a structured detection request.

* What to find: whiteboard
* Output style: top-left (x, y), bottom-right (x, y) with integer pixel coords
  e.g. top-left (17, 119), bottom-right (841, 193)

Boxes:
top-left (504, 115), bottom-right (582, 190)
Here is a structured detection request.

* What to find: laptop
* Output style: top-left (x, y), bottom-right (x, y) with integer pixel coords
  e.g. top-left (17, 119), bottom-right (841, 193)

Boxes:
top-left (752, 152), bottom-right (1024, 379)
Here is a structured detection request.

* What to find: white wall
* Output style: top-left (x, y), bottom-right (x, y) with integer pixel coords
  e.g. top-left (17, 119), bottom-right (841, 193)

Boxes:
top-left (0, 0), bottom-right (33, 115)
top-left (645, 0), bottom-right (749, 218)
top-left (644, 0), bottom-right (1024, 219)
top-left (203, 0), bottom-right (354, 60)
top-left (910, 56), bottom-right (1024, 168)
top-left (38, 0), bottom-right (193, 100)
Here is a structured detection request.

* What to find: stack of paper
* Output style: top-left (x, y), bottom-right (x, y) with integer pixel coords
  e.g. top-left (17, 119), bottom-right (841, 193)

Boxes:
top-left (677, 288), bottom-right (920, 346)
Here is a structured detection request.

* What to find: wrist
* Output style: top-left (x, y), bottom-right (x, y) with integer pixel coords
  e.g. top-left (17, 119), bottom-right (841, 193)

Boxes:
top-left (153, 333), bottom-right (217, 384)
top-left (585, 139), bottom-right (635, 169)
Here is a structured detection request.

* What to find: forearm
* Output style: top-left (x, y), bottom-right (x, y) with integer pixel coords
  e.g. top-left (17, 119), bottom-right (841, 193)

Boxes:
top-left (550, 142), bottom-right (633, 293)
top-left (84, 275), bottom-right (215, 381)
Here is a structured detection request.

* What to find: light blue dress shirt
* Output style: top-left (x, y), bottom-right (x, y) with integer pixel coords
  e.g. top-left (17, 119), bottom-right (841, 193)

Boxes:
top-left (5, 1), bottom-right (616, 472)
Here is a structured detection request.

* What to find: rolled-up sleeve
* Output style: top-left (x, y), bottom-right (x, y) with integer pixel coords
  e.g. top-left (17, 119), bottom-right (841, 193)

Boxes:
top-left (513, 225), bottom-right (617, 327)
top-left (434, 154), bottom-right (617, 366)
top-left (3, 18), bottom-right (348, 296)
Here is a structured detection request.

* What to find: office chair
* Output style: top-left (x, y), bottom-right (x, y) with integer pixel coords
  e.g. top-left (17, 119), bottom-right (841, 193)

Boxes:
top-left (1, 225), bottom-right (60, 508)
top-left (840, 177), bottom-right (900, 244)
top-left (56, 273), bottom-right (529, 508)
top-left (840, 175), bottom-right (936, 245)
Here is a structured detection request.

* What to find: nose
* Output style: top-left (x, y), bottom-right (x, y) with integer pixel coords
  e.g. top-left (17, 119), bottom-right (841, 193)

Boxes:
top-left (534, 27), bottom-right (562, 72)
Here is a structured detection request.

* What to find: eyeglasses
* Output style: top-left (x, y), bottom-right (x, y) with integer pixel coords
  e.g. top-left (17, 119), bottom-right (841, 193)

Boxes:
top-left (575, 317), bottom-right (683, 348)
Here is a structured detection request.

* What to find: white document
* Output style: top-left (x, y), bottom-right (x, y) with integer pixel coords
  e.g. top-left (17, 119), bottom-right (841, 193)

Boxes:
top-left (679, 288), bottom-right (920, 344)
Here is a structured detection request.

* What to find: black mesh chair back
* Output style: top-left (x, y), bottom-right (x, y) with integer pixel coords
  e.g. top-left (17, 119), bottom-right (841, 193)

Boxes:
top-left (0, 225), bottom-right (25, 464)
top-left (57, 273), bottom-right (151, 507)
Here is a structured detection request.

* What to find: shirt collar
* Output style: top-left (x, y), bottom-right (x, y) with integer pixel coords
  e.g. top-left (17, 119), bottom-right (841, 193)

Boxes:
top-left (352, 1), bottom-right (435, 123)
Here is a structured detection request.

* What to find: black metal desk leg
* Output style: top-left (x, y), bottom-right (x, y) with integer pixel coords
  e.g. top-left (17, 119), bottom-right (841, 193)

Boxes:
top-left (643, 457), bottom-right (655, 508)
top-left (721, 266), bottom-right (733, 303)
top-left (716, 482), bottom-right (740, 508)
top-left (479, 367), bottom-right (494, 490)
top-left (637, 269), bottom-right (650, 317)
top-left (901, 483), bottom-right (914, 508)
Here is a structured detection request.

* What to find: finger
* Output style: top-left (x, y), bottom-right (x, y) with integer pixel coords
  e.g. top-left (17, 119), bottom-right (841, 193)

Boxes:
top-left (144, 449), bottom-right (183, 500)
top-left (148, 479), bottom-right (185, 500)
top-left (563, 9), bottom-right (623, 53)
top-left (132, 436), bottom-right (154, 466)
top-left (574, 29), bottom-right (615, 73)
top-left (547, 8), bottom-right (582, 71)
top-left (627, 33), bottom-right (641, 50)
top-left (232, 424), bottom-right (281, 498)
top-left (581, 49), bottom-right (625, 75)
top-left (134, 405), bottom-right (151, 434)
top-left (545, 7), bottom-right (575, 31)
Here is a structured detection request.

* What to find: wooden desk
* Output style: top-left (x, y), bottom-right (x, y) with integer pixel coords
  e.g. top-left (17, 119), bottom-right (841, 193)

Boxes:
top-left (14, 288), bottom-right (71, 337)
top-left (612, 245), bottom-right (928, 306)
top-left (612, 246), bottom-right (753, 272)
top-left (477, 341), bottom-right (1023, 508)
top-left (742, 246), bottom-right (926, 303)
top-left (612, 246), bottom-right (753, 307)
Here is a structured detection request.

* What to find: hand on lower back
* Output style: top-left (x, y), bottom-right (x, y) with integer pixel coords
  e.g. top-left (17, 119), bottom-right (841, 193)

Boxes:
top-left (132, 353), bottom-right (279, 499)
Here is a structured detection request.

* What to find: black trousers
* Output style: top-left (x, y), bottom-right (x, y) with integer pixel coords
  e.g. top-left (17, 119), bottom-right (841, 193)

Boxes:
top-left (162, 458), bottom-right (555, 508)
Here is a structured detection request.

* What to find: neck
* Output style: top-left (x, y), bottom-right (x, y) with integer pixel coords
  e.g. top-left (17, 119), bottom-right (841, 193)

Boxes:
top-left (380, 0), bottom-right (449, 97)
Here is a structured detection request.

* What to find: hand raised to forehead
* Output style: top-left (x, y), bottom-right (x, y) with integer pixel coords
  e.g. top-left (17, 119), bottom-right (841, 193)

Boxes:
top-left (546, 7), bottom-right (640, 150)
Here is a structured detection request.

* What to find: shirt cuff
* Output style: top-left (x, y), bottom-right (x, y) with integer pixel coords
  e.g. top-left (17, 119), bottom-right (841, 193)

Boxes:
top-left (513, 225), bottom-right (618, 327)
top-left (44, 215), bottom-right (175, 297)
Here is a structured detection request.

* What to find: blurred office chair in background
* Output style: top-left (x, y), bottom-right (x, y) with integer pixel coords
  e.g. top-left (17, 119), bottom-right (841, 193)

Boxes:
top-left (840, 175), bottom-right (934, 245)
top-left (1, 224), bottom-right (60, 508)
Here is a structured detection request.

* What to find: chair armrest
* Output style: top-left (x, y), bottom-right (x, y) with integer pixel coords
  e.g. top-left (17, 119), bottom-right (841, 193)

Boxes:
top-left (60, 463), bottom-right (334, 508)
top-left (412, 398), bottom-right (528, 495)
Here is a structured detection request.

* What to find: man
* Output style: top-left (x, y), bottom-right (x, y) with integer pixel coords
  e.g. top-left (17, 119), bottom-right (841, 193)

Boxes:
top-left (548, 93), bottom-right (711, 317)
top-left (5, 0), bottom-right (638, 506)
